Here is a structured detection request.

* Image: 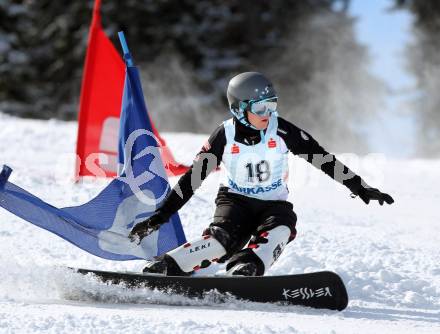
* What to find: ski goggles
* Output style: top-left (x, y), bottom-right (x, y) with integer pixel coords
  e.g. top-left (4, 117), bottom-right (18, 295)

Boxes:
top-left (249, 97), bottom-right (278, 117)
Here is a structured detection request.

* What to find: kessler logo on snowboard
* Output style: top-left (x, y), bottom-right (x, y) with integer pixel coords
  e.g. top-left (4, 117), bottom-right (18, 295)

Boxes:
top-left (73, 268), bottom-right (349, 311)
top-left (282, 286), bottom-right (333, 300)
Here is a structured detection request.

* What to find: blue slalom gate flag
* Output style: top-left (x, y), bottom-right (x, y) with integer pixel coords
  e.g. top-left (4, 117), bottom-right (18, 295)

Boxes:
top-left (0, 32), bottom-right (186, 260)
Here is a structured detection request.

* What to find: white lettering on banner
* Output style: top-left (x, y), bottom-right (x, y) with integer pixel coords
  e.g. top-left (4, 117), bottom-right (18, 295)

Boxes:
top-left (118, 129), bottom-right (170, 205)
top-left (97, 192), bottom-right (159, 258)
top-left (282, 287), bottom-right (333, 300)
top-left (100, 117), bottom-right (119, 152)
top-left (99, 117), bottom-right (119, 173)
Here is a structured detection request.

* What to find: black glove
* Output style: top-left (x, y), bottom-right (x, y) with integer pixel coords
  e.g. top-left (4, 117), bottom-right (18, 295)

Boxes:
top-left (355, 187), bottom-right (394, 205)
top-left (128, 212), bottom-right (168, 244)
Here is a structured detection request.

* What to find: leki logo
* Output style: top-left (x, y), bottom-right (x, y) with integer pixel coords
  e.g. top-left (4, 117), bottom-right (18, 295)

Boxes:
top-left (231, 144), bottom-right (240, 154)
top-left (268, 138), bottom-right (277, 148)
top-left (282, 287), bottom-right (333, 300)
top-left (189, 242), bottom-right (211, 253)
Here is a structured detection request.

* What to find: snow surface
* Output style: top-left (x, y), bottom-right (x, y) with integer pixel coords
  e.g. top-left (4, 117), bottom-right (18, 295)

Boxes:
top-left (0, 113), bottom-right (439, 333)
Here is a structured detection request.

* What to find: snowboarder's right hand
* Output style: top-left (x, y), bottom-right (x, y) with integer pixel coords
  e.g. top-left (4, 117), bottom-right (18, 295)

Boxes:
top-left (129, 213), bottom-right (167, 244)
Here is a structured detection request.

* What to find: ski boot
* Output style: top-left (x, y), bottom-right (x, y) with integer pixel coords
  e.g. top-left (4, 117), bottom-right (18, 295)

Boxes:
top-left (144, 234), bottom-right (227, 276)
top-left (226, 225), bottom-right (292, 276)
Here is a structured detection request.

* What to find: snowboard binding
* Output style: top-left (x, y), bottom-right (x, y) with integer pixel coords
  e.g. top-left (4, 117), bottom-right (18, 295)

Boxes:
top-left (143, 254), bottom-right (192, 276)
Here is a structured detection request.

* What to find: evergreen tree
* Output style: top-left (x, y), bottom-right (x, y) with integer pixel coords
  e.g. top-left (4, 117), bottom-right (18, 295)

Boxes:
top-left (394, 0), bottom-right (440, 156)
top-left (0, 1), bottom-right (91, 118)
top-left (1, 0), bottom-right (383, 151)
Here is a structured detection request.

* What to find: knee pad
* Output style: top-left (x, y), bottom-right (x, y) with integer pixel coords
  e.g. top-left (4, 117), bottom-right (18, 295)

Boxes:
top-left (167, 235), bottom-right (227, 273)
top-left (248, 225), bottom-right (291, 274)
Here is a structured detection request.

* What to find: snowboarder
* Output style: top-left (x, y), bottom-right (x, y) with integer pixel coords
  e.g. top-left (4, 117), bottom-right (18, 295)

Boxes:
top-left (128, 72), bottom-right (394, 276)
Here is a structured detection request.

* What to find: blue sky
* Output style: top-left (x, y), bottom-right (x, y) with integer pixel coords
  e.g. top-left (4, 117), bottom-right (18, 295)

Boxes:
top-left (349, 0), bottom-right (416, 157)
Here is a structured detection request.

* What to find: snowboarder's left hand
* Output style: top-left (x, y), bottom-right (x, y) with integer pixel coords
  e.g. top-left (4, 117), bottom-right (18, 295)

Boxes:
top-left (356, 187), bottom-right (394, 205)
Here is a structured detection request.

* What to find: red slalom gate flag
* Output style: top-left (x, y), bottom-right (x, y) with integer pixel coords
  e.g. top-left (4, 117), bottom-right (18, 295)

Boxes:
top-left (75, 0), bottom-right (189, 178)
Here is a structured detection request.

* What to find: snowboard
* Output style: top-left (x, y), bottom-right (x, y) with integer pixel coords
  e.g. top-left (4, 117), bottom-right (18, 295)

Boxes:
top-left (74, 268), bottom-right (348, 311)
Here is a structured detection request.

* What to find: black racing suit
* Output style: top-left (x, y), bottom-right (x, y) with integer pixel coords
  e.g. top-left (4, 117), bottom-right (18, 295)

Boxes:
top-left (156, 117), bottom-right (366, 270)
